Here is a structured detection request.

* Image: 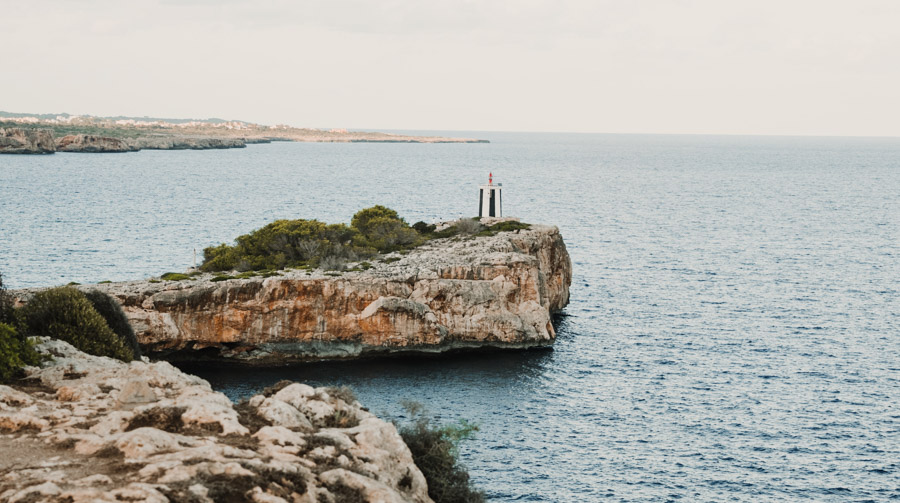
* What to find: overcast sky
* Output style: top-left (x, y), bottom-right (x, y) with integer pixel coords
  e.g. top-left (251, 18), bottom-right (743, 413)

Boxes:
top-left (2, 0), bottom-right (899, 136)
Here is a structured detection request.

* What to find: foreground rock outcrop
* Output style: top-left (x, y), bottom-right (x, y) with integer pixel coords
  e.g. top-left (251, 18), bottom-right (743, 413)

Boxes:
top-left (90, 225), bottom-right (571, 363)
top-left (0, 128), bottom-right (55, 154)
top-left (0, 339), bottom-right (432, 502)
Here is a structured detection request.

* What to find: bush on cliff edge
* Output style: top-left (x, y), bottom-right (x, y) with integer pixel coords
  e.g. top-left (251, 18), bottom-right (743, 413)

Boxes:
top-left (0, 323), bottom-right (40, 383)
top-left (351, 205), bottom-right (420, 252)
top-left (0, 271), bottom-right (18, 328)
top-left (200, 205), bottom-right (423, 272)
top-left (397, 401), bottom-right (485, 503)
top-left (0, 273), bottom-right (41, 382)
top-left (20, 287), bottom-right (134, 362)
top-left (84, 289), bottom-right (142, 360)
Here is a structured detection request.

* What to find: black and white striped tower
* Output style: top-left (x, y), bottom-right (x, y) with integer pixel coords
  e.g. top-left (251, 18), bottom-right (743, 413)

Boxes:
top-left (478, 172), bottom-right (502, 218)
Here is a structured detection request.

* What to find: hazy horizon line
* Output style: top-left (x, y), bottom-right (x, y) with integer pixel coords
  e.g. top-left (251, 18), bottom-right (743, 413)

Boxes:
top-left (4, 109), bottom-right (900, 140)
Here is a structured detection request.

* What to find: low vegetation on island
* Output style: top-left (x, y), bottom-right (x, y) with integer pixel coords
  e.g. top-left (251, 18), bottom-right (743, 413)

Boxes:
top-left (200, 205), bottom-right (530, 274)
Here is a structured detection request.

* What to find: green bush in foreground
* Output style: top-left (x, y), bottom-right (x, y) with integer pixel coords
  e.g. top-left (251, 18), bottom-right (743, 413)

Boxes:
top-left (20, 287), bottom-right (133, 362)
top-left (397, 401), bottom-right (485, 503)
top-left (0, 323), bottom-right (40, 383)
top-left (83, 290), bottom-right (142, 360)
top-left (0, 272), bottom-right (17, 327)
top-left (0, 273), bottom-right (41, 383)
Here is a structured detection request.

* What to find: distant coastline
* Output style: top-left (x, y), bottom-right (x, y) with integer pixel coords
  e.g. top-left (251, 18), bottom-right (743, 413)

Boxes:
top-left (0, 111), bottom-right (488, 154)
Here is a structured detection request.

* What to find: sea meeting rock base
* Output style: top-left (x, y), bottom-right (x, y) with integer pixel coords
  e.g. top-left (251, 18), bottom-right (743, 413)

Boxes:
top-left (0, 338), bottom-right (433, 503)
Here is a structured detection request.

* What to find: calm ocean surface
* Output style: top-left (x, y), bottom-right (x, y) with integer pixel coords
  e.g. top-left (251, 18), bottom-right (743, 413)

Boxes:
top-left (1, 133), bottom-right (899, 501)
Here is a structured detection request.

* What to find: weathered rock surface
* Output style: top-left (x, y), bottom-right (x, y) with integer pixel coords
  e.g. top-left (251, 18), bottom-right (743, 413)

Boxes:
top-left (0, 339), bottom-right (432, 502)
top-left (0, 128), bottom-right (56, 154)
top-left (84, 225), bottom-right (571, 363)
top-left (56, 134), bottom-right (136, 153)
top-left (129, 136), bottom-right (247, 150)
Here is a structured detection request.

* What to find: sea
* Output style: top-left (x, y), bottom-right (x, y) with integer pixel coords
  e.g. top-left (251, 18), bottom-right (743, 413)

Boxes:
top-left (1, 133), bottom-right (898, 501)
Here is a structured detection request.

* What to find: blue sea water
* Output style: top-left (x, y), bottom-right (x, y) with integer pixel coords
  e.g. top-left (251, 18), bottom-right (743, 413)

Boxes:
top-left (1, 133), bottom-right (899, 501)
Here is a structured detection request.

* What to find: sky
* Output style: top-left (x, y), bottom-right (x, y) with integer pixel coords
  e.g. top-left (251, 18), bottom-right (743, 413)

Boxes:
top-left (2, 0), bottom-right (899, 136)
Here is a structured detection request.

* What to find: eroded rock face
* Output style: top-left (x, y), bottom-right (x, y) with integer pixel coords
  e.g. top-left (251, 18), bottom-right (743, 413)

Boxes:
top-left (99, 225), bottom-right (571, 363)
top-left (129, 136), bottom-right (246, 150)
top-left (0, 339), bottom-right (432, 503)
top-left (56, 134), bottom-right (136, 153)
top-left (0, 128), bottom-right (55, 154)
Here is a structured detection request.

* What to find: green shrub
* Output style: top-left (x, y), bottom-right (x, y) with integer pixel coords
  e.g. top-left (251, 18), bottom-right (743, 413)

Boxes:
top-left (160, 272), bottom-right (191, 281)
top-left (397, 401), bottom-right (485, 503)
top-left (350, 205), bottom-right (401, 234)
top-left (430, 226), bottom-right (459, 239)
top-left (412, 221), bottom-right (436, 234)
top-left (211, 275), bottom-right (235, 282)
top-left (97, 280), bottom-right (112, 284)
top-left (83, 290), bottom-right (141, 361)
top-left (200, 218), bottom-right (375, 273)
top-left (197, 206), bottom-right (515, 276)
top-left (351, 206), bottom-right (420, 252)
top-left (0, 323), bottom-right (40, 383)
top-left (320, 256), bottom-right (346, 271)
top-left (454, 218), bottom-right (482, 235)
top-left (0, 272), bottom-right (16, 327)
top-left (20, 287), bottom-right (133, 362)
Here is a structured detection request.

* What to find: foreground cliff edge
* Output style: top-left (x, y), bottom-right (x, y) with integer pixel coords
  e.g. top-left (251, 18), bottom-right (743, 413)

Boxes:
top-left (89, 224), bottom-right (571, 363)
top-left (0, 338), bottom-right (433, 502)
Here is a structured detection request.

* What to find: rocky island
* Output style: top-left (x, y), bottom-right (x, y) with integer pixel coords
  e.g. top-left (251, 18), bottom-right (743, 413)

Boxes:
top-left (0, 113), bottom-right (488, 154)
top-left (16, 222), bottom-right (571, 364)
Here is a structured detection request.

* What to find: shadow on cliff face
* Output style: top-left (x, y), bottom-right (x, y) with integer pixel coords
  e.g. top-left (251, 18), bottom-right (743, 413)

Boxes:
top-left (175, 345), bottom-right (557, 403)
top-left (551, 310), bottom-right (573, 339)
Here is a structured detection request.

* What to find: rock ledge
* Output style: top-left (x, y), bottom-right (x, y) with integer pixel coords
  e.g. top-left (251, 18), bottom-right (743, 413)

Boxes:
top-left (0, 339), bottom-right (432, 502)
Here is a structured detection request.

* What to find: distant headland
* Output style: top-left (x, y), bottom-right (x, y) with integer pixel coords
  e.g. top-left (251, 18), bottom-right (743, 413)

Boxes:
top-left (0, 111), bottom-right (488, 154)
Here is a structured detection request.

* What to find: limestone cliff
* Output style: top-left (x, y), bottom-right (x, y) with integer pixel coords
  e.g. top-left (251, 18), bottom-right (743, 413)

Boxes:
top-left (0, 128), bottom-right (55, 154)
top-left (98, 225), bottom-right (571, 363)
top-left (129, 136), bottom-right (247, 150)
top-left (0, 339), bottom-right (432, 502)
top-left (56, 134), bottom-right (136, 153)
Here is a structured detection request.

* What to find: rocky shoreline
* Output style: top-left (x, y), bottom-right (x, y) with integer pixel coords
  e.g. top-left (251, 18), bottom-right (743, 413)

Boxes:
top-left (15, 225), bottom-right (571, 364)
top-left (0, 125), bottom-right (488, 154)
top-left (0, 338), bottom-right (432, 502)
